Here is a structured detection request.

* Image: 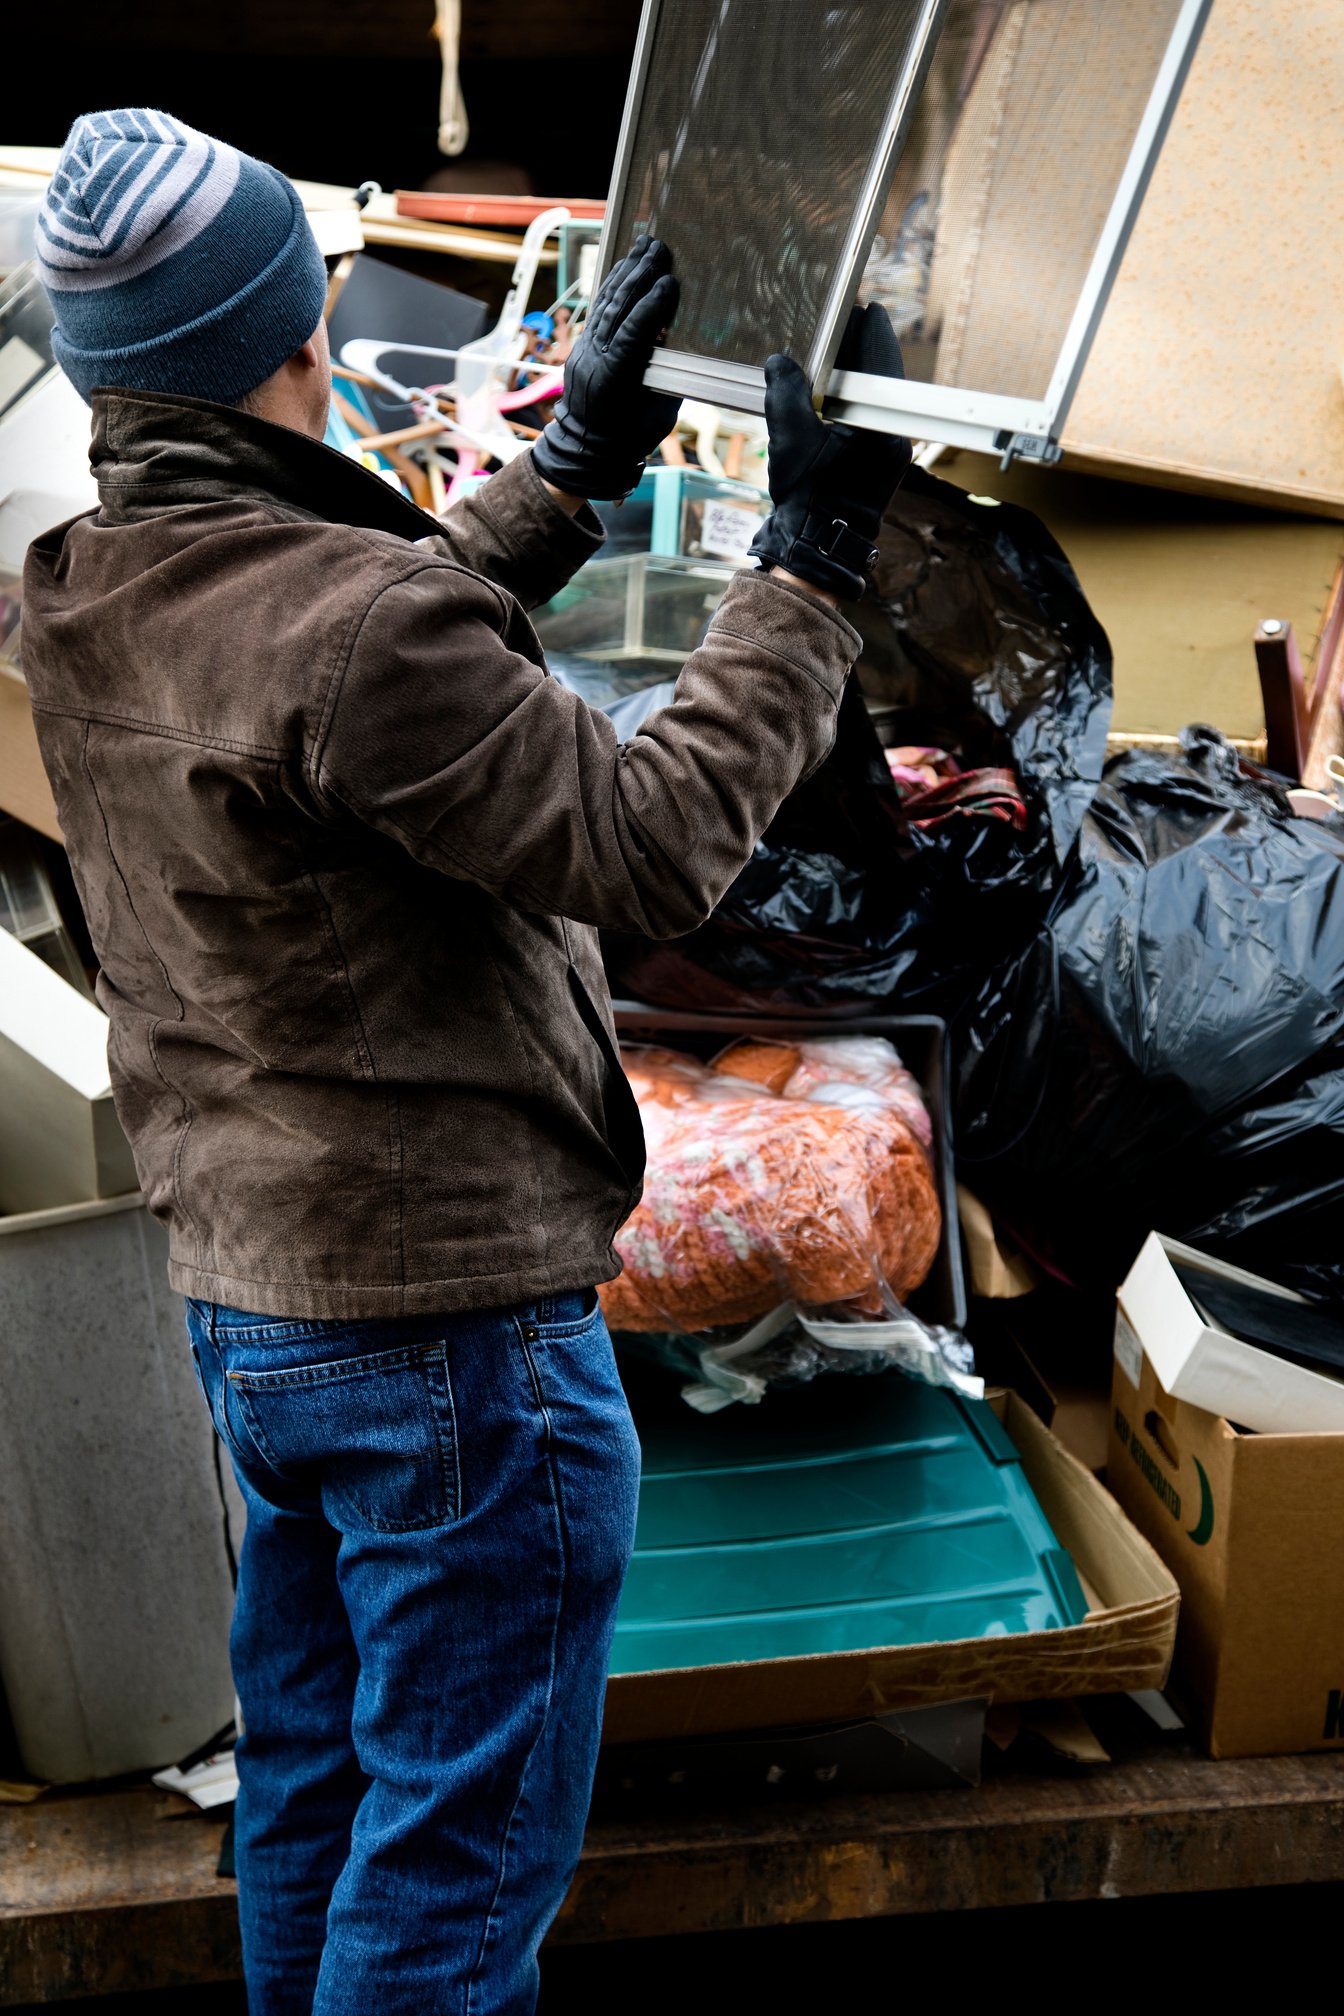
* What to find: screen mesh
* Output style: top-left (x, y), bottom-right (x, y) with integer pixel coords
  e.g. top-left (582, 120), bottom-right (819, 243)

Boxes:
top-left (611, 0), bottom-right (931, 373)
top-left (612, 0), bottom-right (1191, 410)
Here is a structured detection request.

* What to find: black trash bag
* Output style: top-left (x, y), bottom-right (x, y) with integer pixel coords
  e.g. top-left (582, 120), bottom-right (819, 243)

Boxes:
top-left (851, 464), bottom-right (1113, 863)
top-left (953, 728), bottom-right (1344, 1307)
top-left (1180, 1037), bottom-right (1344, 1308)
top-left (604, 467), bottom-right (1110, 1013)
top-left (605, 676), bottom-right (927, 1011)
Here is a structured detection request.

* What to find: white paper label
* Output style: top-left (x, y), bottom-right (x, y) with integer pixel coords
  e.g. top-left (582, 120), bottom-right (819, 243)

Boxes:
top-left (698, 498), bottom-right (763, 561)
top-left (1113, 1308), bottom-right (1143, 1388)
top-left (0, 335), bottom-right (44, 414)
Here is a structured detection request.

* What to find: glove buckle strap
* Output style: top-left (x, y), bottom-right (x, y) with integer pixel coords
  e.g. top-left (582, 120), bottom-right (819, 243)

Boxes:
top-left (802, 513), bottom-right (881, 577)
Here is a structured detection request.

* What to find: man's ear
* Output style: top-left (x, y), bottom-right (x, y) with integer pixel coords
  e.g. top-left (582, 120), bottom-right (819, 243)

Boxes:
top-left (295, 337), bottom-right (321, 371)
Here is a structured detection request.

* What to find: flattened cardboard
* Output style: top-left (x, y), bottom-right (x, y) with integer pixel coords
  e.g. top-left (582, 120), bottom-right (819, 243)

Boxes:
top-left (1109, 1332), bottom-right (1344, 1759)
top-left (601, 1391), bottom-right (1177, 1745)
top-left (985, 1325), bottom-right (1112, 1477)
top-left (957, 1184), bottom-right (1036, 1300)
top-left (0, 671), bottom-right (60, 842)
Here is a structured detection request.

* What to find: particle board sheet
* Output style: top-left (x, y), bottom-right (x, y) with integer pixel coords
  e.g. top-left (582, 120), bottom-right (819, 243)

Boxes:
top-left (1062, 0), bottom-right (1344, 515)
top-left (939, 450), bottom-right (1344, 741)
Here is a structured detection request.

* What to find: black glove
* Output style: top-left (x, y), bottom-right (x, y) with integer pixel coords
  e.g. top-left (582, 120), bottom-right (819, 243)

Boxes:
top-left (531, 236), bottom-right (681, 501)
top-left (749, 304), bottom-right (912, 601)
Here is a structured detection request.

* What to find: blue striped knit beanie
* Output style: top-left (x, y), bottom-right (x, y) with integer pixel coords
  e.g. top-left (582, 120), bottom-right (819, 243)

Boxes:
top-left (37, 109), bottom-right (328, 406)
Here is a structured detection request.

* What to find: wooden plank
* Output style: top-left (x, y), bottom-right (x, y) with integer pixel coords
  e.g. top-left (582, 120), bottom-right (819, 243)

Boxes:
top-left (0, 1789), bottom-right (238, 2005)
top-left (1255, 619), bottom-right (1310, 779)
top-left (5, 1748), bottom-right (1344, 2001)
top-left (558, 1748), bottom-right (1344, 1942)
top-left (357, 196), bottom-right (559, 265)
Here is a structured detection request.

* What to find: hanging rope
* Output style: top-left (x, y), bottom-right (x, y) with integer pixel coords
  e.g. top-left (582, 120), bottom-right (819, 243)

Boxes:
top-left (435, 0), bottom-right (469, 156)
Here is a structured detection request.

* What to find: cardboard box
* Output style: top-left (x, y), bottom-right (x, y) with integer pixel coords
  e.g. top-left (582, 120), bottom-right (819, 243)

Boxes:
top-left (1118, 1233), bottom-right (1344, 1436)
top-left (957, 1184), bottom-right (1036, 1300)
top-left (971, 1281), bottom-right (1117, 1476)
top-left (1108, 1243), bottom-right (1344, 1758)
top-left (602, 1390), bottom-right (1178, 1745)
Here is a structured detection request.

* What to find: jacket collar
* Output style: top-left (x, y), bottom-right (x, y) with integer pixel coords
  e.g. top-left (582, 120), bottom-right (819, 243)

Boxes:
top-left (88, 386), bottom-right (441, 542)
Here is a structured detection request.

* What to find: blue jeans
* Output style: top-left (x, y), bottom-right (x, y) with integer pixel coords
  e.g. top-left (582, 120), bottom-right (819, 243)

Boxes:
top-left (185, 1291), bottom-right (640, 2016)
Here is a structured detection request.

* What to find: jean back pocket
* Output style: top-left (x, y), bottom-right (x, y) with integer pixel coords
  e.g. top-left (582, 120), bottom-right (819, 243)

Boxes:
top-left (227, 1340), bottom-right (460, 1533)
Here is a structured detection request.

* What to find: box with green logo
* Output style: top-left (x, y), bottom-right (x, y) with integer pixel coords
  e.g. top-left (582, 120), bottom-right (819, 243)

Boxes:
top-left (1108, 1236), bottom-right (1344, 1758)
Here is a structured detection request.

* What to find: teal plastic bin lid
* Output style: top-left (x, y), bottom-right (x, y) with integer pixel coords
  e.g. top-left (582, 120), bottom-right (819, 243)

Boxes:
top-left (610, 1371), bottom-right (1088, 1678)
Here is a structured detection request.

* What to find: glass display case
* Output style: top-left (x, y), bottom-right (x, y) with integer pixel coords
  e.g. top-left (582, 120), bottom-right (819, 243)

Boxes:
top-left (463, 465), bottom-right (770, 563)
top-left (651, 468), bottom-right (768, 564)
top-left (532, 552), bottom-right (736, 707)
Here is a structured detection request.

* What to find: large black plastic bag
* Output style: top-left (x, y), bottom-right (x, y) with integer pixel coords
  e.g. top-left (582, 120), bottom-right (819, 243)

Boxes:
top-left (1181, 1036), bottom-right (1344, 1307)
top-left (852, 465), bottom-right (1112, 864)
top-left (604, 467), bottom-right (1111, 1011)
top-left (605, 676), bottom-right (926, 1010)
top-left (953, 729), bottom-right (1344, 1305)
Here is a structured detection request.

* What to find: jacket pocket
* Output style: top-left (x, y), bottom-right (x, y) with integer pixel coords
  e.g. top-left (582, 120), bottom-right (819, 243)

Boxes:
top-left (565, 961), bottom-right (646, 1196)
top-left (228, 1340), bottom-right (459, 1533)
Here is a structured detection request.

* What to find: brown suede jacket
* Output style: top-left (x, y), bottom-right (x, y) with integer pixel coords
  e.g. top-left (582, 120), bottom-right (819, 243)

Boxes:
top-left (21, 389), bottom-right (861, 1318)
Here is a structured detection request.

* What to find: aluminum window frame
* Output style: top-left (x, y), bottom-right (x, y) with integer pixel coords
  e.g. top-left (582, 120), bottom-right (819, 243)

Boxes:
top-left (597, 0), bottom-right (1213, 461)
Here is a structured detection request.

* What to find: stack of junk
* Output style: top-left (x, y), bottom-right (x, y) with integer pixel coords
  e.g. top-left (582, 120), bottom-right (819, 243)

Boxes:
top-left (2, 0), bottom-right (1344, 1814)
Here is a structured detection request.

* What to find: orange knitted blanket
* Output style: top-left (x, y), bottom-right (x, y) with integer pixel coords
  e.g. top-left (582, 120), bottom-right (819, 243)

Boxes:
top-left (602, 1035), bottom-right (942, 1333)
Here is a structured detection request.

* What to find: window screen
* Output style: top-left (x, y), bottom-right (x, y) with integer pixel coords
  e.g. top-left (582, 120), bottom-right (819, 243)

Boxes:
top-left (605, 0), bottom-right (1205, 448)
top-left (609, 0), bottom-right (936, 376)
top-left (860, 0), bottom-right (1192, 402)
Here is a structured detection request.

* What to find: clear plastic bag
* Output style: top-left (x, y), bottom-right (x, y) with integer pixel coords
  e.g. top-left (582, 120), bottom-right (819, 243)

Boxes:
top-left (601, 1034), bottom-right (943, 1337)
top-left (618, 1302), bottom-right (981, 1413)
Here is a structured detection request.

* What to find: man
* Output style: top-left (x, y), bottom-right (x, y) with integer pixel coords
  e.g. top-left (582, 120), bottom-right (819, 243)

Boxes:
top-left (24, 110), bottom-right (908, 2015)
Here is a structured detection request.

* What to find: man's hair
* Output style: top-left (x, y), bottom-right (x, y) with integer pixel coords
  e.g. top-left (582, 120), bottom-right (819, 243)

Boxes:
top-left (231, 258), bottom-right (335, 415)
